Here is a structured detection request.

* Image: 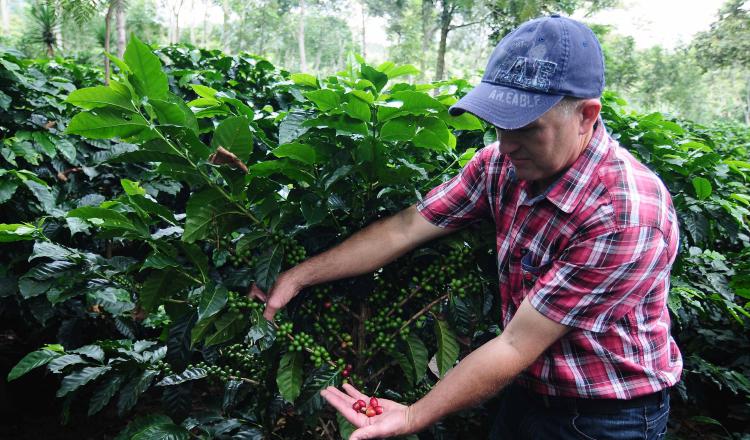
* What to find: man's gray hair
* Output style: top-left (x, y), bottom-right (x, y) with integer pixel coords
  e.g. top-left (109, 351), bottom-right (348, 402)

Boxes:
top-left (554, 96), bottom-right (587, 117)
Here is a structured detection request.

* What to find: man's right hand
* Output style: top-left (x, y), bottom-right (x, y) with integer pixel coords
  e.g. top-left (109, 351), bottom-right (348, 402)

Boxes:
top-left (248, 271), bottom-right (303, 321)
top-left (247, 205), bottom-right (453, 322)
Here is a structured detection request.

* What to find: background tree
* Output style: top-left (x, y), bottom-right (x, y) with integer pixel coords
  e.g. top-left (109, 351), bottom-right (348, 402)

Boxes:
top-left (693, 0), bottom-right (750, 124)
top-left (24, 0), bottom-right (60, 56)
top-left (487, 0), bottom-right (616, 43)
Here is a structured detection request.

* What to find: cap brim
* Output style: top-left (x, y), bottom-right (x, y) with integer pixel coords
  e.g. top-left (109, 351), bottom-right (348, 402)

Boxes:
top-left (449, 82), bottom-right (564, 130)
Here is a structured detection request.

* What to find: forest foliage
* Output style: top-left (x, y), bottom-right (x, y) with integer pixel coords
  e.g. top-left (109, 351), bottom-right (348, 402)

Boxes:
top-left (1, 32), bottom-right (749, 439)
top-left (0, 0), bottom-right (748, 125)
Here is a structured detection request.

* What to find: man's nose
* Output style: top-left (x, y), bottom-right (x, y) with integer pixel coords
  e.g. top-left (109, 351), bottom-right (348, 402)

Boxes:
top-left (498, 136), bottom-right (520, 154)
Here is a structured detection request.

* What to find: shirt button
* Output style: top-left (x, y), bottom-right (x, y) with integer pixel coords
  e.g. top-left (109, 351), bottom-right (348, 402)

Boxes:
top-left (524, 272), bottom-right (533, 281)
top-left (520, 248), bottom-right (528, 256)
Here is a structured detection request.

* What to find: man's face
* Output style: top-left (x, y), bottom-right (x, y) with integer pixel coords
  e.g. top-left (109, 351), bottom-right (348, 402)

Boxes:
top-left (494, 104), bottom-right (584, 189)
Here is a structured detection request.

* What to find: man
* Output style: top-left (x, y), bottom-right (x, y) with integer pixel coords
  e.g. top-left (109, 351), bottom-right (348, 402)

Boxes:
top-left (250, 15), bottom-right (682, 440)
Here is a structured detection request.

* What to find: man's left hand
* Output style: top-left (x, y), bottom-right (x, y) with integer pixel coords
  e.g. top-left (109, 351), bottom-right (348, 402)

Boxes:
top-left (321, 383), bottom-right (416, 440)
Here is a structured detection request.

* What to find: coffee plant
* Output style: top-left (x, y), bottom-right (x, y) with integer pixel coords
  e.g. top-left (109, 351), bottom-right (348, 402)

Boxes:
top-left (1, 38), bottom-right (749, 439)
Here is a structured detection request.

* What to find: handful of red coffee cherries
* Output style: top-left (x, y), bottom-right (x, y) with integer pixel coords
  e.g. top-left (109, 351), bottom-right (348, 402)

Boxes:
top-left (352, 396), bottom-right (384, 417)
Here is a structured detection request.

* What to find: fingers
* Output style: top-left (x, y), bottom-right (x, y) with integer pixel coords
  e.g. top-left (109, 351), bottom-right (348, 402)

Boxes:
top-left (321, 387), bottom-right (365, 427)
top-left (248, 284), bottom-right (278, 321)
top-left (248, 284), bottom-right (267, 302)
top-left (342, 383), bottom-right (370, 402)
top-left (263, 302), bottom-right (279, 321)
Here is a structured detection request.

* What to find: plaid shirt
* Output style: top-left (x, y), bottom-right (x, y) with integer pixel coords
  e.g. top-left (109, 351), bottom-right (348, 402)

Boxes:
top-left (417, 120), bottom-right (682, 399)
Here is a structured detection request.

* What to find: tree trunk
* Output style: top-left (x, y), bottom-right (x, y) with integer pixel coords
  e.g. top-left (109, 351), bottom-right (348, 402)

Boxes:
top-left (202, 0), bottom-right (209, 46)
top-left (116, 0), bottom-right (127, 58)
top-left (435, 0), bottom-right (452, 81)
top-left (745, 74), bottom-right (750, 125)
top-left (298, 0), bottom-right (307, 71)
top-left (420, 0), bottom-right (432, 78)
top-left (240, 6), bottom-right (247, 52)
top-left (104, 3), bottom-right (115, 85)
top-left (0, 0), bottom-right (7, 37)
top-left (173, 1), bottom-right (182, 43)
top-left (189, 0), bottom-right (195, 45)
top-left (222, 0), bottom-right (230, 51)
top-left (361, 0), bottom-right (366, 59)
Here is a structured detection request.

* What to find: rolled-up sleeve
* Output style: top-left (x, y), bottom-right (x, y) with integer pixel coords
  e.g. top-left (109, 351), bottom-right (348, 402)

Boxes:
top-left (416, 147), bottom-right (493, 228)
top-left (528, 225), bottom-right (671, 333)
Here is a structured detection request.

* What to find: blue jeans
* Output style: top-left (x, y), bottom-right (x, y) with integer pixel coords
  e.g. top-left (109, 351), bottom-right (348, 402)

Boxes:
top-left (489, 384), bottom-right (670, 439)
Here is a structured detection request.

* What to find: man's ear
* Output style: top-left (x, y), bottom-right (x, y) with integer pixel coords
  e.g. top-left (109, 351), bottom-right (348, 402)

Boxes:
top-left (578, 99), bottom-right (602, 135)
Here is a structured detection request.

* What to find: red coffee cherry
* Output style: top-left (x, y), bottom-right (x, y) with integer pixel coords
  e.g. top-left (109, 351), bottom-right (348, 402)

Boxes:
top-left (370, 397), bottom-right (379, 407)
top-left (365, 406), bottom-right (376, 417)
top-left (374, 406), bottom-right (384, 415)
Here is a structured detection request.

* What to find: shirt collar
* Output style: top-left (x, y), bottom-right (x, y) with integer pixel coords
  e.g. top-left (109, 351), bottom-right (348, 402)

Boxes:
top-left (537, 118), bottom-right (612, 213)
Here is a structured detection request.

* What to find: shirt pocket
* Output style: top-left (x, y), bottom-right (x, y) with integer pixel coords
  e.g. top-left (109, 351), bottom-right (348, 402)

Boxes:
top-left (520, 251), bottom-right (551, 295)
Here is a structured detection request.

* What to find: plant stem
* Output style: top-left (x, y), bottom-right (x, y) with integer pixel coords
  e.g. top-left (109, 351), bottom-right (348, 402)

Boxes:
top-left (362, 292), bottom-right (449, 369)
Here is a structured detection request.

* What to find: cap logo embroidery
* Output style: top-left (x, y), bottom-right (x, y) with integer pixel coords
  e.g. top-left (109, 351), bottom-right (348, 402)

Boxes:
top-left (493, 56), bottom-right (557, 92)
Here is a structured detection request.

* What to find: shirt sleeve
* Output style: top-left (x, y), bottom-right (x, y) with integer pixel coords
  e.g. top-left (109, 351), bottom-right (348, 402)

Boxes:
top-left (416, 147), bottom-right (493, 228)
top-left (527, 225), bottom-right (671, 333)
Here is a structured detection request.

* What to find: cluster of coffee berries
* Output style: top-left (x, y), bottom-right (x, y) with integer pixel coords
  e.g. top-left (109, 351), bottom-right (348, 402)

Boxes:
top-left (227, 290), bottom-right (261, 313)
top-left (341, 363), bottom-right (353, 377)
top-left (449, 273), bottom-right (482, 298)
top-left (339, 333), bottom-right (353, 349)
top-left (313, 284), bottom-right (333, 301)
top-left (112, 274), bottom-right (134, 289)
top-left (191, 361), bottom-right (238, 382)
top-left (277, 322), bottom-right (294, 337)
top-left (268, 232), bottom-right (307, 266)
top-left (227, 241), bottom-right (254, 268)
top-left (309, 345), bottom-right (331, 368)
top-left (154, 360), bottom-right (173, 375)
top-left (352, 397), bottom-right (383, 417)
top-left (401, 382), bottom-right (432, 404)
top-left (366, 313), bottom-right (406, 350)
top-left (224, 343), bottom-right (265, 374)
top-left (288, 331), bottom-right (314, 352)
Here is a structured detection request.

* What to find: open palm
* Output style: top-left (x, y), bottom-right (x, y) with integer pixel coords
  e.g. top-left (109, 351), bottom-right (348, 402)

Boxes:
top-left (321, 383), bottom-right (415, 440)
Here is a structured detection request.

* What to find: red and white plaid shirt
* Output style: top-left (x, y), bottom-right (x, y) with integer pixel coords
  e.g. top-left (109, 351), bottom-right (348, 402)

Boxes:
top-left (417, 120), bottom-right (682, 399)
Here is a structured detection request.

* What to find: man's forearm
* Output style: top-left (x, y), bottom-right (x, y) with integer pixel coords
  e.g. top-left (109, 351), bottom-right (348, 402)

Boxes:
top-left (286, 205), bottom-right (442, 288)
top-left (406, 335), bottom-right (527, 432)
top-left (407, 299), bottom-right (571, 433)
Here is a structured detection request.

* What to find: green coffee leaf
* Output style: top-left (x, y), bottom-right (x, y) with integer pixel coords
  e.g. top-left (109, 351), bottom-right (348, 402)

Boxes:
top-left (156, 367), bottom-right (208, 386)
top-left (197, 284), bottom-right (228, 322)
top-left (380, 117), bottom-right (417, 141)
top-left (48, 354), bottom-right (86, 373)
top-left (7, 348), bottom-right (60, 381)
top-left (89, 374), bottom-right (125, 416)
top-left (692, 177), bottom-right (712, 200)
top-left (272, 142), bottom-right (317, 165)
top-left (66, 86), bottom-right (135, 112)
top-left (290, 73), bottom-right (318, 88)
top-left (254, 242), bottom-right (284, 292)
top-left (71, 345), bottom-right (105, 362)
top-left (276, 351), bottom-right (304, 403)
top-left (204, 312), bottom-right (243, 347)
top-left (211, 115), bottom-right (253, 161)
top-left (305, 89), bottom-right (341, 111)
top-left (190, 84), bottom-right (218, 98)
top-left (66, 110), bottom-right (150, 140)
top-left (434, 319), bottom-right (459, 377)
top-left (124, 34), bottom-right (168, 99)
top-left (57, 366), bottom-right (111, 397)
top-left (344, 94), bottom-right (371, 122)
top-left (0, 223), bottom-right (39, 243)
top-left (117, 369), bottom-right (159, 414)
top-left (183, 187), bottom-right (228, 243)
